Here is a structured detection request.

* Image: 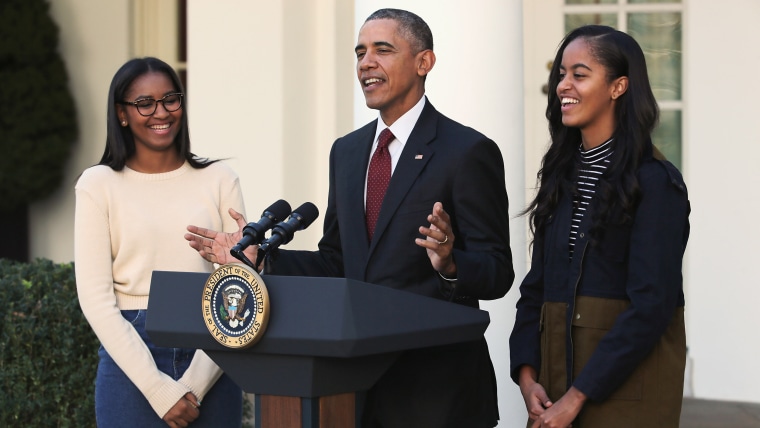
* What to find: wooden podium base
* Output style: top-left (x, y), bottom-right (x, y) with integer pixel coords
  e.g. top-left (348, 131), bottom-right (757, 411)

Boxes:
top-left (256, 393), bottom-right (355, 428)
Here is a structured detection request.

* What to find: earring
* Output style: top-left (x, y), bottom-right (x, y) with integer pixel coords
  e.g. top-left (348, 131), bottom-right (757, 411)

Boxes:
top-left (121, 120), bottom-right (128, 126)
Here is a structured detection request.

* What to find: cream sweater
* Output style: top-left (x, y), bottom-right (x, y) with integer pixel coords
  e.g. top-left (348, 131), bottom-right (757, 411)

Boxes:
top-left (74, 160), bottom-right (245, 418)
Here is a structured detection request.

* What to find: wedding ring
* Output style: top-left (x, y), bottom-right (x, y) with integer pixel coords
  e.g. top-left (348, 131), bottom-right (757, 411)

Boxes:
top-left (436, 234), bottom-right (448, 245)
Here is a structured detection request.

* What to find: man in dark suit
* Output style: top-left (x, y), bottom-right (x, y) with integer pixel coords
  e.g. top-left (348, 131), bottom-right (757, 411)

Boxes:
top-left (186, 8), bottom-right (513, 427)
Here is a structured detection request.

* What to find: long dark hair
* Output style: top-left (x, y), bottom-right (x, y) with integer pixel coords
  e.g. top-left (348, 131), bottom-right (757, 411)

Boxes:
top-left (526, 25), bottom-right (658, 243)
top-left (99, 57), bottom-right (215, 170)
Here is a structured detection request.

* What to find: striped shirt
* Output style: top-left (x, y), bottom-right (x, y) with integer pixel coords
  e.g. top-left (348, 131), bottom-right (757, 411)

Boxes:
top-left (569, 139), bottom-right (613, 259)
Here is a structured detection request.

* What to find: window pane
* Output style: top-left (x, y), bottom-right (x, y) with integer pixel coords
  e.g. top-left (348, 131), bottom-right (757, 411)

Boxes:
top-left (566, 0), bottom-right (617, 4)
top-left (653, 110), bottom-right (682, 170)
top-left (628, 0), bottom-right (680, 3)
top-left (565, 13), bottom-right (617, 32)
top-left (178, 0), bottom-right (187, 62)
top-left (628, 13), bottom-right (682, 100)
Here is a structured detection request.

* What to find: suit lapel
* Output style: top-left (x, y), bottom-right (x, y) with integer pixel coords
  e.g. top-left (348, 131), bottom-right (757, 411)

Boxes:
top-left (369, 101), bottom-right (438, 252)
top-left (341, 121), bottom-right (376, 254)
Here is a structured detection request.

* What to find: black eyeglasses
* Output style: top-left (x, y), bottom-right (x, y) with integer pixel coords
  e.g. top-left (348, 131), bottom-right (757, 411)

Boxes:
top-left (121, 93), bottom-right (183, 117)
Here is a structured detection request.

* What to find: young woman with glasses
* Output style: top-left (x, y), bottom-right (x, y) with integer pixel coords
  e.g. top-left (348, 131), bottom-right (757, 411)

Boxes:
top-left (75, 57), bottom-right (244, 427)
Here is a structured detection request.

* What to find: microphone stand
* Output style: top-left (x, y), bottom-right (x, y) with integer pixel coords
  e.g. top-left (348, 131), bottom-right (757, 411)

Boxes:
top-left (254, 247), bottom-right (269, 272)
top-left (230, 248), bottom-right (257, 270)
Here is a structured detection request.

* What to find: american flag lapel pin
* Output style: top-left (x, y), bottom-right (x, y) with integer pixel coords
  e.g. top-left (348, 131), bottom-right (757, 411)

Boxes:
top-left (415, 154), bottom-right (423, 160)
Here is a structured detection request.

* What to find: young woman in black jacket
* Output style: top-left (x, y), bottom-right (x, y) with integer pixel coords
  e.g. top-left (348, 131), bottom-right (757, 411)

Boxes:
top-left (510, 25), bottom-right (690, 428)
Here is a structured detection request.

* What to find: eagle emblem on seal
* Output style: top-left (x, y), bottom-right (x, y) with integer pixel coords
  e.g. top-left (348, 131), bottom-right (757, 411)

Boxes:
top-left (220, 284), bottom-right (251, 328)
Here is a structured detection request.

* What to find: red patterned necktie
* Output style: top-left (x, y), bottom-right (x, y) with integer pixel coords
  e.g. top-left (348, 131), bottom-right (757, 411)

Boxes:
top-left (366, 128), bottom-right (394, 240)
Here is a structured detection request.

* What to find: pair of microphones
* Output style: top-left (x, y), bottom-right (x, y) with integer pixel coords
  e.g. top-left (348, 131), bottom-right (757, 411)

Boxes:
top-left (230, 199), bottom-right (320, 270)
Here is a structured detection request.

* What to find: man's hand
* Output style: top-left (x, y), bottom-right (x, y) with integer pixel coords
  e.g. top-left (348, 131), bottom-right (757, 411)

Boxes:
top-left (416, 202), bottom-right (456, 277)
top-left (162, 392), bottom-right (200, 428)
top-left (185, 208), bottom-right (257, 266)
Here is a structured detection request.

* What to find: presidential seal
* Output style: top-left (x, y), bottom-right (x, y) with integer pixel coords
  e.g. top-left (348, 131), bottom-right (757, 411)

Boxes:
top-left (202, 263), bottom-right (270, 349)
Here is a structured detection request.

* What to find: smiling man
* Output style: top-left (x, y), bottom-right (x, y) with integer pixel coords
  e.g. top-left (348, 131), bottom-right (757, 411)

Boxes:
top-left (275, 9), bottom-right (514, 426)
top-left (185, 8), bottom-right (514, 427)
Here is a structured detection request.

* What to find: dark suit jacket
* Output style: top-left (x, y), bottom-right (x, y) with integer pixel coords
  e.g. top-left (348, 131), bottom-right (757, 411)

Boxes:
top-left (267, 99), bottom-right (514, 427)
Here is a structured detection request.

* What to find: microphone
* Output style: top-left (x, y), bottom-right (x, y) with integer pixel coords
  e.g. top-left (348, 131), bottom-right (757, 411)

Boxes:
top-left (230, 199), bottom-right (292, 261)
top-left (258, 202), bottom-right (320, 256)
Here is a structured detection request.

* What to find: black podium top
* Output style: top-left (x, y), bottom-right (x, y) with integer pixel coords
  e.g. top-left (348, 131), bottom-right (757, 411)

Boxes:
top-left (146, 271), bottom-right (490, 396)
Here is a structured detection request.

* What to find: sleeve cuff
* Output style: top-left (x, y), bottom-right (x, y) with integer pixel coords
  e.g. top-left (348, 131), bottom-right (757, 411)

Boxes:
top-left (438, 271), bottom-right (458, 282)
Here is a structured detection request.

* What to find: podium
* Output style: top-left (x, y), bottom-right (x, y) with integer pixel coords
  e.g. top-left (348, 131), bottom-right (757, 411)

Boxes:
top-left (146, 271), bottom-right (490, 427)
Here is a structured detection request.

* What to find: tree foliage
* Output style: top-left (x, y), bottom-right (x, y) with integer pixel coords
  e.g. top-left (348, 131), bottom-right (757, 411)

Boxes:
top-left (0, 0), bottom-right (78, 212)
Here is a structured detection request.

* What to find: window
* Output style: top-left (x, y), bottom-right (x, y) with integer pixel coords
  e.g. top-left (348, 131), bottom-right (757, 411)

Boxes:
top-left (564, 0), bottom-right (683, 168)
top-left (131, 0), bottom-right (188, 90)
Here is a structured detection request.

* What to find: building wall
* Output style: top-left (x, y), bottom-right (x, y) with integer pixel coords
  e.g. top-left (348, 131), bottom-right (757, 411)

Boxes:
top-left (32, 0), bottom-right (131, 263)
top-left (31, 0), bottom-right (760, 424)
top-left (683, 0), bottom-right (760, 402)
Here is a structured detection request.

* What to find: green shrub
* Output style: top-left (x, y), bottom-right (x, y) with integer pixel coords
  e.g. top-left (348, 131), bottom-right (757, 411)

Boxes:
top-left (0, 258), bottom-right (255, 427)
top-left (0, 259), bottom-right (98, 427)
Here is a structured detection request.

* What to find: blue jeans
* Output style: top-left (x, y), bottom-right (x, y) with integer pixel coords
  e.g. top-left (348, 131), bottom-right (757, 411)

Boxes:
top-left (95, 310), bottom-right (242, 427)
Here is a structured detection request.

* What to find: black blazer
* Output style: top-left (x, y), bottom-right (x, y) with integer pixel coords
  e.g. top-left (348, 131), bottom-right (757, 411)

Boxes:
top-left (269, 100), bottom-right (514, 427)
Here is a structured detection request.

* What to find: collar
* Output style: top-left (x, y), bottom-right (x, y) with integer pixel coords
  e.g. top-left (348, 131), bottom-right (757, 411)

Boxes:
top-left (373, 95), bottom-right (427, 145)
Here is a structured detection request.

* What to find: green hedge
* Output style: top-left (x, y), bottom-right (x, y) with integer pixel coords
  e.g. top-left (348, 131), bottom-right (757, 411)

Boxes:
top-left (0, 258), bottom-right (98, 427)
top-left (0, 259), bottom-right (254, 427)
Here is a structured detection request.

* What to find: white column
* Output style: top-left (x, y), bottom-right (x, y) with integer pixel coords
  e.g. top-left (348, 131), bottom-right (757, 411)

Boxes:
top-left (187, 1), bottom-right (286, 226)
top-left (187, 0), bottom-right (353, 247)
